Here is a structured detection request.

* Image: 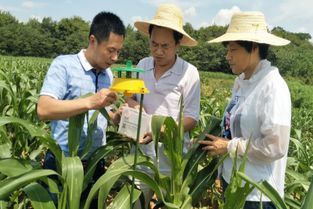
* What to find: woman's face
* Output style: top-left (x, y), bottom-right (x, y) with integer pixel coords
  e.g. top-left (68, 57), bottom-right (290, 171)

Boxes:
top-left (225, 41), bottom-right (259, 79)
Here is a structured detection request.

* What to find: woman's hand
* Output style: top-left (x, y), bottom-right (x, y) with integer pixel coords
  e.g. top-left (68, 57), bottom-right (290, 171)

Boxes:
top-left (198, 134), bottom-right (229, 156)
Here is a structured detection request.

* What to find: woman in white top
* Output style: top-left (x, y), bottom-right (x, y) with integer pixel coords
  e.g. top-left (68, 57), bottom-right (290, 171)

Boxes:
top-left (199, 11), bottom-right (291, 209)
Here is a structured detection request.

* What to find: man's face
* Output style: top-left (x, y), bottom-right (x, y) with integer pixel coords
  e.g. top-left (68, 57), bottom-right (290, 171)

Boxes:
top-left (149, 26), bottom-right (178, 67)
top-left (91, 32), bottom-right (124, 70)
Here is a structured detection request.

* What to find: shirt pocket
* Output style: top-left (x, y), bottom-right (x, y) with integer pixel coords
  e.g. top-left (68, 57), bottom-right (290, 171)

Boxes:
top-left (70, 76), bottom-right (95, 98)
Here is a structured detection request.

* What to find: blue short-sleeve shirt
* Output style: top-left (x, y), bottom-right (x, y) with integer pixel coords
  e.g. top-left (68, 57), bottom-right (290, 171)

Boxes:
top-left (40, 50), bottom-right (113, 157)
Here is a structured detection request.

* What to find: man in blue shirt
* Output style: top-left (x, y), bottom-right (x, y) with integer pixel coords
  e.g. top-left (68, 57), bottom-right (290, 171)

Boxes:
top-left (37, 11), bottom-right (125, 207)
top-left (37, 11), bottom-right (125, 158)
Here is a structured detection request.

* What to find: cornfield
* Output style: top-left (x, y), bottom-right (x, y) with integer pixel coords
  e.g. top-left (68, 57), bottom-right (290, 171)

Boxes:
top-left (0, 55), bottom-right (312, 209)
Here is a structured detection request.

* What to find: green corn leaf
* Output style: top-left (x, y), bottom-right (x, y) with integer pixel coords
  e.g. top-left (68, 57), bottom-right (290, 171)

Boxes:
top-left (301, 178), bottom-right (313, 209)
top-left (0, 200), bottom-right (9, 209)
top-left (29, 144), bottom-right (45, 161)
top-left (0, 116), bottom-right (61, 165)
top-left (61, 157), bottom-right (84, 209)
top-left (151, 115), bottom-right (167, 167)
top-left (99, 107), bottom-right (111, 123)
top-left (83, 145), bottom-right (114, 189)
top-left (98, 186), bottom-right (106, 209)
top-left (85, 169), bottom-right (178, 209)
top-left (190, 155), bottom-right (227, 205)
top-left (238, 172), bottom-right (288, 209)
top-left (183, 115), bottom-right (222, 180)
top-left (0, 169), bottom-right (58, 200)
top-left (177, 95), bottom-right (184, 162)
top-left (58, 181), bottom-right (68, 209)
top-left (284, 196), bottom-right (301, 209)
top-left (80, 110), bottom-right (99, 159)
top-left (107, 184), bottom-right (141, 209)
top-left (40, 177), bottom-right (60, 195)
top-left (0, 142), bottom-right (11, 158)
top-left (83, 138), bottom-right (131, 189)
top-left (68, 113), bottom-right (85, 157)
top-left (224, 182), bottom-right (254, 209)
top-left (286, 169), bottom-right (310, 191)
top-left (182, 145), bottom-right (207, 180)
top-left (23, 182), bottom-right (56, 209)
top-left (162, 117), bottom-right (182, 196)
top-left (0, 116), bottom-right (47, 138)
top-left (83, 154), bottom-right (178, 209)
top-left (197, 115), bottom-right (222, 142)
top-left (224, 145), bottom-right (254, 209)
top-left (0, 81), bottom-right (14, 101)
top-left (0, 159), bottom-right (33, 177)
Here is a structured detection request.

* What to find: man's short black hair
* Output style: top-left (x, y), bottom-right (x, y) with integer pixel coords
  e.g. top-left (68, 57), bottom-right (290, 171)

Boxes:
top-left (223, 41), bottom-right (270, 59)
top-left (89, 11), bottom-right (125, 42)
top-left (148, 25), bottom-right (183, 45)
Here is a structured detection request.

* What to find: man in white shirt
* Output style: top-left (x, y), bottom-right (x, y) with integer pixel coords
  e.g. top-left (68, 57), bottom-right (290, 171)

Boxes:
top-left (127, 4), bottom-right (200, 208)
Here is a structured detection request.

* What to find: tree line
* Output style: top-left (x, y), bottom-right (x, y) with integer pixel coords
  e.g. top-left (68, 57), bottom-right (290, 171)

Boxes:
top-left (1, 10), bottom-right (313, 84)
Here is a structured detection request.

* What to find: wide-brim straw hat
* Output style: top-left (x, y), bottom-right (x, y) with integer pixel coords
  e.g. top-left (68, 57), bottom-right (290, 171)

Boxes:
top-left (134, 4), bottom-right (197, 47)
top-left (208, 11), bottom-right (290, 46)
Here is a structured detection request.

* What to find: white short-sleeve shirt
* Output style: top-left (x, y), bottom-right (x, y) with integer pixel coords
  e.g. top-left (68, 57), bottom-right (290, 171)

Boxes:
top-left (136, 56), bottom-right (200, 122)
top-left (135, 55), bottom-right (200, 174)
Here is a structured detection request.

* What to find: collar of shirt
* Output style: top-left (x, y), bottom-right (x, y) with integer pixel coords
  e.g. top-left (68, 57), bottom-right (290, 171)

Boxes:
top-left (77, 49), bottom-right (108, 76)
top-left (236, 59), bottom-right (276, 98)
top-left (145, 55), bottom-right (185, 75)
top-left (238, 59), bottom-right (273, 85)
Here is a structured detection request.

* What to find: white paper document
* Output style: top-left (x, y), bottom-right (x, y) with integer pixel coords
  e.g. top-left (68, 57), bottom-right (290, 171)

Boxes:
top-left (118, 107), bottom-right (151, 140)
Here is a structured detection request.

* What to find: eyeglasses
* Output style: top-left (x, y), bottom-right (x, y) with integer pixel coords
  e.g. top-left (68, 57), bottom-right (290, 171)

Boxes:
top-left (149, 40), bottom-right (176, 51)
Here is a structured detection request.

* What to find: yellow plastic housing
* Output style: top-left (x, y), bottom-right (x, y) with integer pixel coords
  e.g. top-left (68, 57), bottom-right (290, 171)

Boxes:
top-left (110, 78), bottom-right (149, 97)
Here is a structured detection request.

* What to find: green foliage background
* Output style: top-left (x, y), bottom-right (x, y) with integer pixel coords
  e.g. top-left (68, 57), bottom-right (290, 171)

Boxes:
top-left (1, 10), bottom-right (313, 85)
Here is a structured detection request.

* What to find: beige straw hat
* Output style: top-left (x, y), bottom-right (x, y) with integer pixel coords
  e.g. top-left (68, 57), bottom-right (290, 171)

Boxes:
top-left (134, 4), bottom-right (197, 46)
top-left (208, 11), bottom-right (290, 46)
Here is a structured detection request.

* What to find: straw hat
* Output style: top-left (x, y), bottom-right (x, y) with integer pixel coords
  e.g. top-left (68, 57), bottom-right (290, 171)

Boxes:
top-left (208, 11), bottom-right (290, 46)
top-left (134, 4), bottom-right (197, 46)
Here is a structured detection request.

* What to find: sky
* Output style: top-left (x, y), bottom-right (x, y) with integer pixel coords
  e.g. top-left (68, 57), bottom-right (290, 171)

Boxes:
top-left (1, 0), bottom-right (313, 41)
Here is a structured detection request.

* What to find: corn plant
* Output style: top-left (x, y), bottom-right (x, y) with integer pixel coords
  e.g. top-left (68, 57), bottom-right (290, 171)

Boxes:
top-left (220, 136), bottom-right (313, 209)
top-left (0, 116), bottom-right (61, 208)
top-left (81, 96), bottom-right (225, 209)
top-left (226, 177), bottom-right (313, 209)
top-left (191, 89), bottom-right (229, 140)
top-left (220, 139), bottom-right (288, 209)
top-left (285, 128), bottom-right (313, 208)
top-left (1, 55), bottom-right (313, 208)
top-left (0, 108), bottom-right (132, 209)
top-left (0, 56), bottom-right (50, 158)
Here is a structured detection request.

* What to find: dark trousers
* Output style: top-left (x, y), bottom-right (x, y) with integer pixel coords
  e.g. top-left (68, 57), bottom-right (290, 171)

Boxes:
top-left (221, 177), bottom-right (276, 209)
top-left (43, 150), bottom-right (105, 207)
